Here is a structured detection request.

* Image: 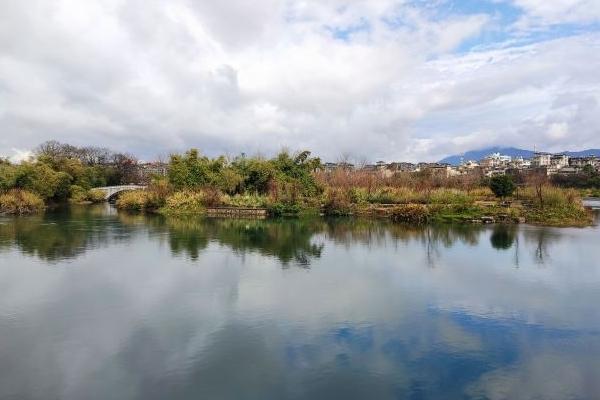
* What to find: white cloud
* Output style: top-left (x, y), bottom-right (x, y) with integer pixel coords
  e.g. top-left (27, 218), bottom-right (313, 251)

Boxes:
top-left (8, 149), bottom-right (34, 163)
top-left (509, 0), bottom-right (600, 29)
top-left (0, 0), bottom-right (598, 162)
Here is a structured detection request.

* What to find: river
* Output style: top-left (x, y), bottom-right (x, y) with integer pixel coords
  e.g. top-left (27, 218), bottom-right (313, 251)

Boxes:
top-left (1, 205), bottom-right (599, 399)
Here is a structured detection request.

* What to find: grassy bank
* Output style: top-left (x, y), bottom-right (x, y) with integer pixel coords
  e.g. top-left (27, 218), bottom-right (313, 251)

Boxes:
top-left (114, 184), bottom-right (593, 227)
top-left (0, 190), bottom-right (45, 215)
top-left (579, 188), bottom-right (600, 198)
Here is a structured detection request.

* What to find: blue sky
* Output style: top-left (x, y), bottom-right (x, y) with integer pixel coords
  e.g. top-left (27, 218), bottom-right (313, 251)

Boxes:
top-left (1, 0), bottom-right (599, 162)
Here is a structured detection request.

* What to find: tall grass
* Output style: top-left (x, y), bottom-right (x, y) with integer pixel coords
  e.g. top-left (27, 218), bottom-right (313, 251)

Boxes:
top-left (222, 193), bottom-right (269, 208)
top-left (115, 190), bottom-right (152, 211)
top-left (0, 189), bottom-right (45, 214)
top-left (87, 189), bottom-right (106, 203)
top-left (314, 169), bottom-right (483, 191)
top-left (163, 191), bottom-right (205, 213)
top-left (518, 185), bottom-right (590, 226)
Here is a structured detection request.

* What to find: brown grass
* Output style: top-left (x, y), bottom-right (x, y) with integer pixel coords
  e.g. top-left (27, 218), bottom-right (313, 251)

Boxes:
top-left (0, 189), bottom-right (45, 214)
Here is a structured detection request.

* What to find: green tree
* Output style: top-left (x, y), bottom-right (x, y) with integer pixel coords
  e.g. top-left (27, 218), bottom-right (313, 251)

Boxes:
top-left (489, 175), bottom-right (516, 200)
top-left (14, 163), bottom-right (71, 200)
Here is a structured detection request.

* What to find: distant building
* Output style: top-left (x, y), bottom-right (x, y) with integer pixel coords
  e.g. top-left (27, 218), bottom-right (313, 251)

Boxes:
top-left (139, 162), bottom-right (167, 176)
top-left (481, 153), bottom-right (512, 168)
top-left (532, 152), bottom-right (551, 167)
top-left (550, 154), bottom-right (569, 169)
top-left (375, 161), bottom-right (386, 170)
top-left (462, 160), bottom-right (479, 169)
top-left (510, 157), bottom-right (531, 169)
top-left (570, 156), bottom-right (597, 168)
top-left (387, 162), bottom-right (416, 172)
top-left (424, 163), bottom-right (460, 178)
top-left (323, 162), bottom-right (339, 172)
top-left (137, 162), bottom-right (168, 183)
top-left (362, 164), bottom-right (378, 172)
top-left (323, 162), bottom-right (355, 171)
top-left (557, 166), bottom-right (580, 175)
top-left (485, 168), bottom-right (507, 177)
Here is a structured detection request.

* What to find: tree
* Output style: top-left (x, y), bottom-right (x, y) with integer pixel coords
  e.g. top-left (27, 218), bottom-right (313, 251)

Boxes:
top-left (489, 175), bottom-right (516, 199)
top-left (525, 171), bottom-right (547, 207)
top-left (490, 225), bottom-right (516, 250)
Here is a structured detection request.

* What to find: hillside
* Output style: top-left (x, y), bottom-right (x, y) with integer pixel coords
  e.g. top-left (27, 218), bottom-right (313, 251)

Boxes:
top-left (440, 147), bottom-right (600, 165)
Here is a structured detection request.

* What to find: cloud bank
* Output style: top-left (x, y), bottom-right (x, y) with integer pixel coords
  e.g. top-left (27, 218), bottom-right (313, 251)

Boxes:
top-left (0, 0), bottom-right (599, 161)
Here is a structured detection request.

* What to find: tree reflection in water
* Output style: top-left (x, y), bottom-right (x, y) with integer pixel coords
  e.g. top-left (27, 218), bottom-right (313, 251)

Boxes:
top-left (0, 204), bottom-right (135, 262)
top-left (151, 217), bottom-right (326, 267)
top-left (0, 206), bottom-right (579, 268)
top-left (490, 225), bottom-right (517, 251)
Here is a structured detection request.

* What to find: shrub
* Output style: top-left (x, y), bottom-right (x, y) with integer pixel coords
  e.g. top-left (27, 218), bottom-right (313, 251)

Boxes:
top-left (323, 189), bottom-right (352, 216)
top-left (489, 175), bottom-right (516, 199)
top-left (15, 163), bottom-right (72, 200)
top-left (367, 188), bottom-right (399, 204)
top-left (390, 204), bottom-right (430, 224)
top-left (269, 201), bottom-right (302, 217)
top-left (87, 189), bottom-right (107, 203)
top-left (348, 187), bottom-right (368, 204)
top-left (69, 185), bottom-right (88, 203)
top-left (69, 186), bottom-right (107, 204)
top-left (0, 189), bottom-right (45, 214)
top-left (115, 190), bottom-right (152, 211)
top-left (201, 187), bottom-right (223, 207)
top-left (222, 193), bottom-right (268, 208)
top-left (163, 191), bottom-right (205, 213)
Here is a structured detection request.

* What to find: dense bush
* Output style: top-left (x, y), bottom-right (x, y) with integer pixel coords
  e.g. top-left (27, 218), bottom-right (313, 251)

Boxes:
top-left (87, 189), bottom-right (107, 203)
top-left (489, 175), bottom-right (516, 199)
top-left (167, 149), bottom-right (322, 199)
top-left (69, 185), bottom-right (89, 203)
top-left (115, 190), bottom-right (155, 211)
top-left (390, 205), bottom-right (430, 224)
top-left (163, 191), bottom-right (205, 213)
top-left (323, 189), bottom-right (352, 216)
top-left (269, 201), bottom-right (302, 217)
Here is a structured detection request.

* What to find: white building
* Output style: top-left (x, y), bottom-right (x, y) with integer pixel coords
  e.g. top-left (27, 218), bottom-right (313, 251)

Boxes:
top-left (462, 160), bottom-right (479, 169)
top-left (481, 153), bottom-right (512, 168)
top-left (532, 153), bottom-right (551, 167)
top-left (550, 154), bottom-right (569, 169)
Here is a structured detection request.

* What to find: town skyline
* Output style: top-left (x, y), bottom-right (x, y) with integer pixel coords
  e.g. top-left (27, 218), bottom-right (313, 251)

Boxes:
top-left (3, 141), bottom-right (600, 166)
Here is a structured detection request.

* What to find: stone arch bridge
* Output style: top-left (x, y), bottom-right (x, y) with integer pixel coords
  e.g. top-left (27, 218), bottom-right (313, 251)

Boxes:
top-left (95, 185), bottom-right (147, 201)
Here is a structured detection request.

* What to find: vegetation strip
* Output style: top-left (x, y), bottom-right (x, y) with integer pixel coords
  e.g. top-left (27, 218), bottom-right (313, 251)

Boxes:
top-left (0, 141), bottom-right (595, 226)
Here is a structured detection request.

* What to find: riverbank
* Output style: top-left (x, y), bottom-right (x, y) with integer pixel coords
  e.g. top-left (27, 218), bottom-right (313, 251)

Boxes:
top-left (0, 190), bottom-right (45, 215)
top-left (112, 186), bottom-right (594, 227)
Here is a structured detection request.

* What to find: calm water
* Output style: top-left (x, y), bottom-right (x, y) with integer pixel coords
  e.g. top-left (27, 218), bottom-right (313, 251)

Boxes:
top-left (1, 205), bottom-right (599, 400)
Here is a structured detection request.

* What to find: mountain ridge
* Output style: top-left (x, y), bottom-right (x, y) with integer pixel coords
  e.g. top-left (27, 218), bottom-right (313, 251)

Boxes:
top-left (439, 147), bottom-right (600, 166)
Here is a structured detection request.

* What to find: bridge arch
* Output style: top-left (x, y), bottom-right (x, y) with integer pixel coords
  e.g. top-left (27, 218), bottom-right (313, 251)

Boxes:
top-left (94, 185), bottom-right (147, 202)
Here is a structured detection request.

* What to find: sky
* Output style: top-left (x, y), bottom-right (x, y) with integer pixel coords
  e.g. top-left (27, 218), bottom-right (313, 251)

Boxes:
top-left (1, 0), bottom-right (599, 162)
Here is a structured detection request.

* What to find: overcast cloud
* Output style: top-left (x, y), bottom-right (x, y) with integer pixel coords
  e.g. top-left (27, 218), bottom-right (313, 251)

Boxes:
top-left (0, 0), bottom-right (599, 161)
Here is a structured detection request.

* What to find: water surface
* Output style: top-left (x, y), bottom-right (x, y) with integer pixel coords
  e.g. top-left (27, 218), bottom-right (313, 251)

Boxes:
top-left (1, 205), bottom-right (599, 399)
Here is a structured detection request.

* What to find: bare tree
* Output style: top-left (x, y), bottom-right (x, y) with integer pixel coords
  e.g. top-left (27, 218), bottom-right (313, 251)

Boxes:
top-left (525, 169), bottom-right (548, 208)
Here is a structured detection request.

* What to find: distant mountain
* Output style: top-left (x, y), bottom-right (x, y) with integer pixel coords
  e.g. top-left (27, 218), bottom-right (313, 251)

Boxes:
top-left (440, 147), bottom-right (600, 165)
